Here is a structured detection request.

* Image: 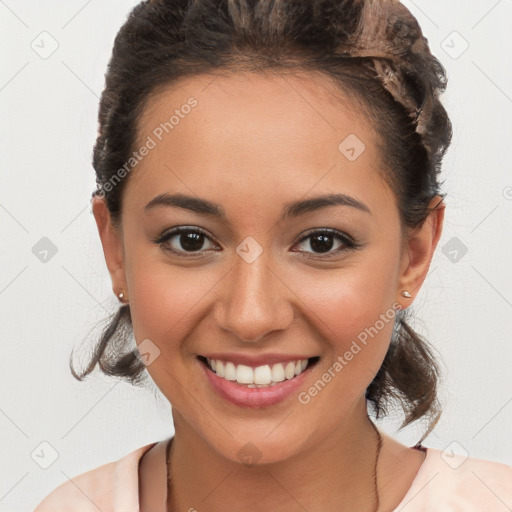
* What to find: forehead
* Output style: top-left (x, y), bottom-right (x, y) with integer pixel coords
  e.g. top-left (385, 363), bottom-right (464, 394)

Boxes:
top-left (137, 69), bottom-right (376, 157)
top-left (125, 70), bottom-right (396, 223)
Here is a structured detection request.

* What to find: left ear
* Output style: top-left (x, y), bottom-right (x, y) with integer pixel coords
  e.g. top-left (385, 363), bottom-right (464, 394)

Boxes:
top-left (397, 195), bottom-right (445, 304)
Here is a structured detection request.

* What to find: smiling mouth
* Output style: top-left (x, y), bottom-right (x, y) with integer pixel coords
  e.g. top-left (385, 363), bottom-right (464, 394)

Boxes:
top-left (198, 356), bottom-right (320, 388)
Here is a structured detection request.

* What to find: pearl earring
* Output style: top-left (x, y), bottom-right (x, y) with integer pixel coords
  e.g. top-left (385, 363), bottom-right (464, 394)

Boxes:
top-left (401, 290), bottom-right (412, 298)
top-left (118, 291), bottom-right (128, 303)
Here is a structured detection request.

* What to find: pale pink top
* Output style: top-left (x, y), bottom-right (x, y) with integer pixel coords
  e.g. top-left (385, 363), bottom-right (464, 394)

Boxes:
top-left (34, 438), bottom-right (512, 511)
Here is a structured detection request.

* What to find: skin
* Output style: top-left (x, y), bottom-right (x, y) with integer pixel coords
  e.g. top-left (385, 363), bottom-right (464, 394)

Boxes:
top-left (93, 70), bottom-right (444, 511)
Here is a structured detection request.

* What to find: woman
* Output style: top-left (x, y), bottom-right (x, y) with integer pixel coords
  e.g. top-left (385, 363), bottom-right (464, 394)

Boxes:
top-left (34, 0), bottom-right (512, 510)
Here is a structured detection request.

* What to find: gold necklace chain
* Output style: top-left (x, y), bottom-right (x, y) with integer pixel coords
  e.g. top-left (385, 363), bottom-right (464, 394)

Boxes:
top-left (370, 419), bottom-right (383, 512)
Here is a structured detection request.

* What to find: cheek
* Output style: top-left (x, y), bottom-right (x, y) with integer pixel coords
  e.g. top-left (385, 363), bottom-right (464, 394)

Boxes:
top-left (294, 252), bottom-right (400, 360)
top-left (308, 283), bottom-right (396, 354)
top-left (125, 262), bottom-right (219, 401)
top-left (125, 254), bottom-right (220, 349)
top-left (295, 273), bottom-right (400, 410)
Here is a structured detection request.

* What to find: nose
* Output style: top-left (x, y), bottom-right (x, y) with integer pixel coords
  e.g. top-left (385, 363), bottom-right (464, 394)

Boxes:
top-left (213, 251), bottom-right (295, 343)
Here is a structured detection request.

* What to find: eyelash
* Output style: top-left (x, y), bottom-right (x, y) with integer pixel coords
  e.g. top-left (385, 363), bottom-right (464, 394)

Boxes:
top-left (152, 226), bottom-right (363, 259)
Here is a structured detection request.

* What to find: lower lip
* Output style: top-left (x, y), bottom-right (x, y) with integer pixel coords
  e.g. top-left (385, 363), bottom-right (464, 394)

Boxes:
top-left (200, 360), bottom-right (313, 408)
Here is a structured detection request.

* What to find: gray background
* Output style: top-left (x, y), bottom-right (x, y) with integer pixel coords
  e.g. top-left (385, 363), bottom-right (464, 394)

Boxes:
top-left (1, 0), bottom-right (511, 510)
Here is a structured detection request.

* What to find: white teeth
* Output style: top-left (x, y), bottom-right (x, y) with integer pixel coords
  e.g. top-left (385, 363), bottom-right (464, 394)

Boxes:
top-left (236, 364), bottom-right (253, 384)
top-left (225, 362), bottom-right (237, 381)
top-left (206, 358), bottom-right (310, 387)
top-left (253, 365), bottom-right (272, 385)
top-left (284, 362), bottom-right (296, 380)
top-left (271, 363), bottom-right (285, 382)
top-left (216, 360), bottom-right (225, 378)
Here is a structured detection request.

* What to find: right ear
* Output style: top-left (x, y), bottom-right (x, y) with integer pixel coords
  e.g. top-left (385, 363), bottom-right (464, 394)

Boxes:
top-left (91, 195), bottom-right (127, 298)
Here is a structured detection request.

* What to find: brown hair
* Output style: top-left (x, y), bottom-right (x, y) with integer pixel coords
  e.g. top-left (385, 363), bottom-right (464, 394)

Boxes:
top-left (71, 0), bottom-right (452, 444)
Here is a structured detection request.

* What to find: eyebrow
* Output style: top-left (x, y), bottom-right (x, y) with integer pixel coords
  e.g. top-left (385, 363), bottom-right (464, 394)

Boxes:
top-left (144, 192), bottom-right (372, 220)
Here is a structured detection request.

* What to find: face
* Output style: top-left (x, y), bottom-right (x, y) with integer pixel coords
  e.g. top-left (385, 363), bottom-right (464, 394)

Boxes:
top-left (94, 71), bottom-right (443, 464)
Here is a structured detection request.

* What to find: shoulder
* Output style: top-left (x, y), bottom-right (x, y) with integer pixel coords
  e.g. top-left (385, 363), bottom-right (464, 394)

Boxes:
top-left (33, 442), bottom-right (157, 512)
top-left (425, 447), bottom-right (512, 491)
top-left (395, 446), bottom-right (512, 511)
top-left (33, 460), bottom-right (118, 512)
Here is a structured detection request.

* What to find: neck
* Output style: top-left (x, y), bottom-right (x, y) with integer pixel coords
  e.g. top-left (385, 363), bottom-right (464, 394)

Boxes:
top-left (167, 398), bottom-right (381, 512)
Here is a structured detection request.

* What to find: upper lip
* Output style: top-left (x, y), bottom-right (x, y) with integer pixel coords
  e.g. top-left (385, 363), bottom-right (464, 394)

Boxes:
top-left (199, 352), bottom-right (317, 367)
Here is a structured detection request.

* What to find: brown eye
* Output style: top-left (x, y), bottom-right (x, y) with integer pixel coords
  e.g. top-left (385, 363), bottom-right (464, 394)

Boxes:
top-left (155, 227), bottom-right (217, 256)
top-left (292, 229), bottom-right (361, 258)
